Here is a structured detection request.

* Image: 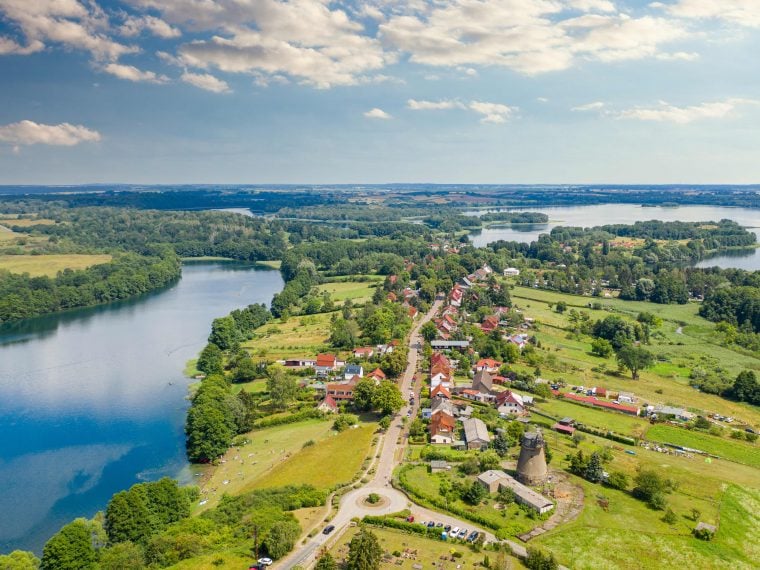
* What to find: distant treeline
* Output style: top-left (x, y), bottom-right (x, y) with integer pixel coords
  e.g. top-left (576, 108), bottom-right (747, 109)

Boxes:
top-left (479, 211), bottom-right (549, 223)
top-left (0, 249), bottom-right (180, 323)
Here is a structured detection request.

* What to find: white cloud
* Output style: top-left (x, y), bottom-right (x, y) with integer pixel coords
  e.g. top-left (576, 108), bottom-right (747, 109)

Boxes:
top-left (572, 101), bottom-right (606, 111)
top-left (407, 98), bottom-right (466, 110)
top-left (664, 0), bottom-right (760, 29)
top-left (379, 1), bottom-right (689, 75)
top-left (181, 71), bottom-right (231, 93)
top-left (0, 0), bottom-right (137, 61)
top-left (0, 120), bottom-right (101, 146)
top-left (656, 50), bottom-right (699, 60)
top-left (127, 0), bottom-right (392, 88)
top-left (119, 15), bottom-right (181, 39)
top-left (407, 98), bottom-right (515, 123)
top-left (364, 108), bottom-right (392, 119)
top-left (615, 98), bottom-right (759, 123)
top-left (537, 97), bottom-right (549, 102)
top-left (0, 36), bottom-right (44, 55)
top-left (468, 100), bottom-right (516, 123)
top-left (102, 63), bottom-right (169, 83)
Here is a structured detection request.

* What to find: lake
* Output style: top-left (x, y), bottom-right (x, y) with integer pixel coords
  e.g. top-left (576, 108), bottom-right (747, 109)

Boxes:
top-left (466, 204), bottom-right (760, 270)
top-left (0, 262), bottom-right (283, 553)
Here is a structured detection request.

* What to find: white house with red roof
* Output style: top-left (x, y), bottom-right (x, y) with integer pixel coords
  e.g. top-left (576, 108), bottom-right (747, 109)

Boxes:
top-left (496, 390), bottom-right (526, 416)
top-left (315, 353), bottom-right (344, 377)
top-left (474, 358), bottom-right (502, 374)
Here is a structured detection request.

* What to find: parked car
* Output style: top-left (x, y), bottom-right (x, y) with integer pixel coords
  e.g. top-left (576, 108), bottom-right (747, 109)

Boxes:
top-left (451, 527), bottom-right (460, 536)
top-left (444, 525), bottom-right (452, 532)
top-left (458, 528), bottom-right (468, 538)
top-left (406, 515), bottom-right (415, 523)
top-left (323, 525), bottom-right (335, 535)
top-left (257, 558), bottom-right (273, 566)
top-left (436, 522), bottom-right (443, 527)
top-left (427, 521), bottom-right (435, 528)
top-left (467, 531), bottom-right (479, 542)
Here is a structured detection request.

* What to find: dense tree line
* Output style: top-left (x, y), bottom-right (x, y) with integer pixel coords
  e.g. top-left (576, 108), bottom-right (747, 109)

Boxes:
top-left (0, 248), bottom-right (180, 322)
top-left (479, 211), bottom-right (549, 223)
top-left (700, 285), bottom-right (760, 333)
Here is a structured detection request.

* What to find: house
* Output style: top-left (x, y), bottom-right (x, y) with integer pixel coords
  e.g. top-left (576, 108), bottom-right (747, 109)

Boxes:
top-left (508, 334), bottom-right (530, 350)
top-left (408, 306), bottom-right (419, 319)
top-left (477, 470), bottom-right (507, 493)
top-left (316, 353), bottom-right (342, 377)
top-left (430, 353), bottom-right (451, 368)
top-left (475, 358), bottom-right (502, 374)
top-left (430, 413), bottom-right (456, 444)
top-left (343, 364), bottom-right (364, 381)
top-left (367, 368), bottom-right (386, 382)
top-left (459, 389), bottom-right (492, 403)
top-left (431, 398), bottom-right (455, 417)
top-left (376, 343), bottom-right (395, 356)
top-left (283, 358), bottom-right (316, 368)
top-left (387, 292), bottom-right (398, 302)
top-left (496, 390), bottom-right (526, 416)
top-left (504, 267), bottom-right (520, 277)
top-left (430, 384), bottom-right (451, 400)
top-left (431, 340), bottom-right (470, 350)
top-left (462, 417), bottom-right (491, 450)
top-left (317, 395), bottom-right (339, 414)
top-left (481, 315), bottom-right (500, 334)
top-left (472, 369), bottom-right (494, 394)
top-left (325, 375), bottom-right (361, 401)
top-left (430, 460), bottom-right (450, 473)
top-left (353, 347), bottom-right (374, 359)
top-left (457, 405), bottom-right (474, 418)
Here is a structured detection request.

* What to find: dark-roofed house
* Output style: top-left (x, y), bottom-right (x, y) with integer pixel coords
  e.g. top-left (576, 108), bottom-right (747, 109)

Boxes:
top-left (472, 369), bottom-right (493, 394)
top-left (343, 364), bottom-right (364, 380)
top-left (462, 417), bottom-right (491, 450)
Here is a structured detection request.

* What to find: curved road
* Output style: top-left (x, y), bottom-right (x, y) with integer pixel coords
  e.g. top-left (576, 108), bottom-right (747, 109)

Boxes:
top-left (276, 300), bottom-right (515, 569)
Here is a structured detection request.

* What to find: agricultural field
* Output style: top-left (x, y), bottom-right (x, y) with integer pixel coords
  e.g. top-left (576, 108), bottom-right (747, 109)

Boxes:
top-left (247, 423), bottom-right (378, 491)
top-left (646, 425), bottom-right (760, 469)
top-left (329, 526), bottom-right (526, 570)
top-left (534, 424), bottom-right (760, 569)
top-left (535, 397), bottom-right (649, 439)
top-left (317, 276), bottom-right (382, 303)
top-left (195, 419), bottom-right (335, 511)
top-left (243, 311), bottom-right (333, 360)
top-left (509, 285), bottom-right (760, 427)
top-left (0, 254), bottom-right (112, 276)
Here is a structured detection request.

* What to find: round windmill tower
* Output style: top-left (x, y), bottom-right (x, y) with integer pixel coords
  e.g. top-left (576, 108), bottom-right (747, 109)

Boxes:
top-left (516, 429), bottom-right (548, 485)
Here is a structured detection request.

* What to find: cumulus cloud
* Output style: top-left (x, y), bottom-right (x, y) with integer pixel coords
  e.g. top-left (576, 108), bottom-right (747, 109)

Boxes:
top-left (0, 36), bottom-right (44, 55)
top-left (0, 120), bottom-right (101, 147)
top-left (663, 0), bottom-right (760, 29)
top-left (102, 63), bottom-right (169, 83)
top-left (379, 0), bottom-right (689, 75)
top-left (119, 15), bottom-right (181, 39)
top-left (572, 101), bottom-right (606, 111)
top-left (615, 98), bottom-right (759, 123)
top-left (181, 71), bottom-right (231, 93)
top-left (0, 0), bottom-right (137, 61)
top-left (407, 98), bottom-right (515, 123)
top-left (364, 108), bottom-right (392, 119)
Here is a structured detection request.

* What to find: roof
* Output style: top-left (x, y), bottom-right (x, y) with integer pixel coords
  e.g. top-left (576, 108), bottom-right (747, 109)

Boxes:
top-left (430, 413), bottom-right (456, 432)
top-left (563, 392), bottom-right (639, 414)
top-left (552, 423), bottom-right (576, 435)
top-left (496, 390), bottom-right (524, 407)
top-left (368, 367), bottom-right (386, 379)
top-left (430, 384), bottom-right (451, 399)
top-left (477, 470), bottom-right (507, 486)
top-left (497, 474), bottom-right (554, 511)
top-left (344, 364), bottom-right (363, 374)
top-left (430, 460), bottom-right (448, 469)
top-left (463, 417), bottom-right (491, 443)
top-left (316, 354), bottom-right (337, 367)
top-left (476, 358), bottom-right (502, 368)
top-left (431, 340), bottom-right (470, 348)
top-left (472, 369), bottom-right (493, 393)
top-left (431, 398), bottom-right (455, 416)
top-left (319, 395), bottom-right (339, 411)
top-left (354, 347), bottom-right (374, 354)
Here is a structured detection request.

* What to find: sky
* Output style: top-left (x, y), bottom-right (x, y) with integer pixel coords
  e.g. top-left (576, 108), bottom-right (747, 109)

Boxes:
top-left (0, 0), bottom-right (759, 185)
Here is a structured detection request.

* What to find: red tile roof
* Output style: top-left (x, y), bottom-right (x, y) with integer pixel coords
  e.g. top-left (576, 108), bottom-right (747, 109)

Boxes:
top-left (563, 392), bottom-right (639, 414)
top-left (316, 354), bottom-right (337, 367)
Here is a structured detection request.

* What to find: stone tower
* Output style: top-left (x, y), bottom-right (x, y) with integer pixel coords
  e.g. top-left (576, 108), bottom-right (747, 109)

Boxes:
top-left (516, 429), bottom-right (548, 485)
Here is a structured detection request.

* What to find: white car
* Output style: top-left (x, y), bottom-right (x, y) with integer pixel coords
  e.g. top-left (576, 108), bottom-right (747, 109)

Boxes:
top-left (451, 526), bottom-right (460, 535)
top-left (258, 558), bottom-right (273, 566)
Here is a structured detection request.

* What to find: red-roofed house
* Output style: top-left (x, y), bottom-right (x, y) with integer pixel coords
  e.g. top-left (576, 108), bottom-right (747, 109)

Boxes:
top-left (353, 347), bottom-right (375, 359)
top-left (496, 391), bottom-right (526, 416)
top-left (387, 292), bottom-right (398, 302)
top-left (481, 315), bottom-right (500, 334)
top-left (318, 395), bottom-right (339, 414)
top-left (408, 306), bottom-right (419, 319)
top-left (367, 368), bottom-right (386, 382)
top-left (475, 358), bottom-right (502, 373)
top-left (430, 384), bottom-right (451, 400)
top-left (316, 353), bottom-right (343, 377)
top-left (325, 375), bottom-right (361, 401)
top-left (430, 413), bottom-right (456, 444)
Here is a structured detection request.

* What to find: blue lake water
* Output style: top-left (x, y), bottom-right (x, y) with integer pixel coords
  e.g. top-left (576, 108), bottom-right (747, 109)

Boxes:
top-left (466, 204), bottom-right (760, 270)
top-left (0, 262), bottom-right (283, 553)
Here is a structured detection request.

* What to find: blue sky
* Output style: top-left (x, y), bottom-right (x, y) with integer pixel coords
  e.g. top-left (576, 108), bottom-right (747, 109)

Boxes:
top-left (0, 0), bottom-right (759, 184)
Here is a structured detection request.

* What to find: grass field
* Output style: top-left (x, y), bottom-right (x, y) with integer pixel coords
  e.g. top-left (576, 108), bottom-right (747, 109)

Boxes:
top-left (243, 311), bottom-right (333, 360)
top-left (317, 279), bottom-right (381, 303)
top-left (0, 217), bottom-right (56, 227)
top-left (329, 526), bottom-right (526, 570)
top-left (167, 550), bottom-right (253, 569)
top-left (195, 419), bottom-right (335, 511)
top-left (508, 285), bottom-right (760, 428)
top-left (248, 423), bottom-right (377, 491)
top-left (646, 425), bottom-right (760, 469)
top-left (536, 397), bottom-right (650, 439)
top-left (0, 254), bottom-right (112, 276)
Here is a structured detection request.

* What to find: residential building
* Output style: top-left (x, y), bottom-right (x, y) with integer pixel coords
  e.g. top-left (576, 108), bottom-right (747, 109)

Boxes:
top-left (343, 364), bottom-right (364, 381)
top-left (430, 384), bottom-right (451, 400)
top-left (474, 358), bottom-right (502, 373)
top-left (315, 353), bottom-right (342, 377)
top-left (430, 413), bottom-right (456, 444)
top-left (431, 340), bottom-right (470, 349)
top-left (325, 375), bottom-right (361, 401)
top-left (462, 417), bottom-right (491, 450)
top-left (367, 368), bottom-right (386, 382)
top-left (504, 268), bottom-right (520, 277)
top-left (472, 369), bottom-right (493, 394)
top-left (352, 347), bottom-right (374, 359)
top-left (496, 390), bottom-right (526, 416)
top-left (317, 395), bottom-right (339, 414)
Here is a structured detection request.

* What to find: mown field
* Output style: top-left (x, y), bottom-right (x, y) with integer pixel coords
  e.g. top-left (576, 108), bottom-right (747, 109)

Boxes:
top-left (247, 423), bottom-right (377, 491)
top-left (646, 425), bottom-right (760, 469)
top-left (243, 312), bottom-right (333, 360)
top-left (509, 285), bottom-right (760, 428)
top-left (329, 526), bottom-right (526, 570)
top-left (317, 276), bottom-right (383, 303)
top-left (0, 254), bottom-right (112, 276)
top-left (195, 419), bottom-right (335, 511)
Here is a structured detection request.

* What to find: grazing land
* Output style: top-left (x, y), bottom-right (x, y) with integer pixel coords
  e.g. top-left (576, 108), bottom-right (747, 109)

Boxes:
top-left (242, 311), bottom-right (333, 360)
top-left (646, 425), bottom-right (760, 469)
top-left (0, 253), bottom-right (112, 276)
top-left (316, 277), bottom-right (382, 303)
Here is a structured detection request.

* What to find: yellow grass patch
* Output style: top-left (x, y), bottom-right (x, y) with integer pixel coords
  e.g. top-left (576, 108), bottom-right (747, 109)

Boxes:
top-left (243, 312), bottom-right (333, 360)
top-left (0, 254), bottom-right (112, 276)
top-left (247, 423), bottom-right (377, 491)
top-left (0, 218), bottom-right (56, 227)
